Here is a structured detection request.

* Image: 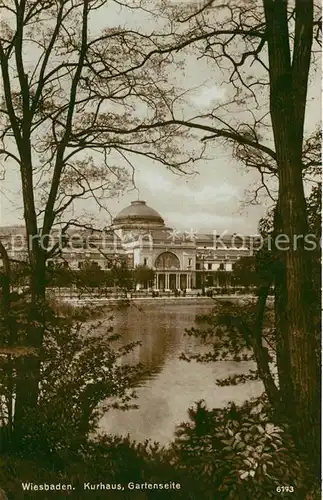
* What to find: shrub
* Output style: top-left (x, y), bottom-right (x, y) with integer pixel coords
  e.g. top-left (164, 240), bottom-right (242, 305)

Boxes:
top-left (171, 397), bottom-right (314, 499)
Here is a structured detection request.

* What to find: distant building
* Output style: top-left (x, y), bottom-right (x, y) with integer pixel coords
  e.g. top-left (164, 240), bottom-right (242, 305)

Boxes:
top-left (0, 200), bottom-right (260, 290)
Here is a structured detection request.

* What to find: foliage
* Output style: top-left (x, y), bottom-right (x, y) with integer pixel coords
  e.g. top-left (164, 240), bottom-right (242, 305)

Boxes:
top-left (307, 182), bottom-right (322, 237)
top-left (0, 397), bottom-right (318, 500)
top-left (25, 318), bottom-right (141, 459)
top-left (183, 298), bottom-right (273, 367)
top-left (171, 398), bottom-right (315, 500)
top-left (0, 0), bottom-right (321, 493)
top-left (133, 265), bottom-right (155, 288)
top-left (74, 261), bottom-right (107, 289)
top-left (232, 256), bottom-right (259, 288)
top-left (0, 300), bottom-right (143, 456)
top-left (258, 181), bottom-right (321, 239)
top-left (46, 263), bottom-right (75, 288)
top-left (183, 179), bottom-right (321, 472)
top-left (45, 260), bottom-right (135, 290)
top-left (110, 262), bottom-right (133, 292)
top-left (0, 293), bottom-right (319, 499)
top-left (257, 181), bottom-right (321, 328)
top-left (8, 262), bottom-right (30, 289)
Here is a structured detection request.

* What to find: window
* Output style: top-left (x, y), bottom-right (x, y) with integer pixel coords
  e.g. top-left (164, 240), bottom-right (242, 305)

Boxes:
top-left (78, 261), bottom-right (83, 269)
top-left (155, 252), bottom-right (180, 269)
top-left (188, 258), bottom-right (192, 266)
top-left (208, 263), bottom-right (212, 270)
top-left (144, 258), bottom-right (147, 266)
top-left (219, 263), bottom-right (225, 271)
top-left (196, 263), bottom-right (200, 270)
top-left (61, 235), bottom-right (69, 248)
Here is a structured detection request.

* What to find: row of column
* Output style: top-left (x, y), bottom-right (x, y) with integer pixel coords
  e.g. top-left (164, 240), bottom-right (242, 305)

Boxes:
top-left (155, 273), bottom-right (192, 290)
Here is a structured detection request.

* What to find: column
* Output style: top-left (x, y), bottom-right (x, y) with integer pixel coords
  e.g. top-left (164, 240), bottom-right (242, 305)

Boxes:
top-left (176, 273), bottom-right (180, 289)
top-left (187, 274), bottom-right (191, 289)
top-left (165, 273), bottom-right (169, 290)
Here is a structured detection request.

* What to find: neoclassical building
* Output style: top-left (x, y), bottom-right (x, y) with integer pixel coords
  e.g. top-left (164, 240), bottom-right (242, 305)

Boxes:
top-left (113, 200), bottom-right (196, 290)
top-left (111, 200), bottom-right (257, 290)
top-left (0, 200), bottom-right (258, 290)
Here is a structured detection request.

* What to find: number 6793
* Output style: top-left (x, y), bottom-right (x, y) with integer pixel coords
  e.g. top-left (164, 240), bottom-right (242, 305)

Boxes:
top-left (276, 486), bottom-right (294, 493)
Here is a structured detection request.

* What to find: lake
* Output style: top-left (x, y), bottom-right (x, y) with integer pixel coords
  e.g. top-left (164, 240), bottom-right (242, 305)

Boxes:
top-left (99, 300), bottom-right (262, 444)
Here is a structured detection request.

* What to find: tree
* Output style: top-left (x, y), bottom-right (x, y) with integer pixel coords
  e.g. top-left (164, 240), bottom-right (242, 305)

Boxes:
top-left (76, 260), bottom-right (106, 288)
top-left (145, 0), bottom-right (321, 474)
top-left (0, 0), bottom-right (321, 476)
top-left (0, 0), bottom-right (197, 300)
top-left (46, 262), bottom-right (74, 288)
top-left (171, 399), bottom-right (313, 499)
top-left (110, 261), bottom-right (133, 293)
top-left (133, 265), bottom-right (155, 289)
top-left (0, 0), bottom-right (203, 445)
top-left (232, 256), bottom-right (259, 288)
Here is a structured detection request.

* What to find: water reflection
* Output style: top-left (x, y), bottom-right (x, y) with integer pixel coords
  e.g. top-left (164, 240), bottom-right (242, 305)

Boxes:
top-left (99, 302), bottom-right (262, 444)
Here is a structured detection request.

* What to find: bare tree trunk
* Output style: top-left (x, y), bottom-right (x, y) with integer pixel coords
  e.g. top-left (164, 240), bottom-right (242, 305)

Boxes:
top-left (13, 249), bottom-right (46, 448)
top-left (0, 241), bottom-right (11, 321)
top-left (263, 0), bottom-right (321, 474)
top-left (252, 285), bottom-right (281, 406)
top-left (272, 205), bottom-right (294, 416)
top-left (0, 241), bottom-right (14, 451)
top-left (12, 135), bottom-right (48, 443)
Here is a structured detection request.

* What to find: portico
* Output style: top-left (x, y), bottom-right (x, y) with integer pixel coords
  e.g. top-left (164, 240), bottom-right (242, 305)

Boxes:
top-left (109, 199), bottom-right (256, 292)
top-left (155, 271), bottom-right (193, 291)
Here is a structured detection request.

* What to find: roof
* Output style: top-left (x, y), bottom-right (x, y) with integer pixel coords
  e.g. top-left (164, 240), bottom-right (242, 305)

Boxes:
top-left (113, 200), bottom-right (165, 227)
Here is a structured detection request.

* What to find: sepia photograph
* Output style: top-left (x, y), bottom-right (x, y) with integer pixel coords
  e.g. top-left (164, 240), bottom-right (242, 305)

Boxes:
top-left (0, 0), bottom-right (321, 498)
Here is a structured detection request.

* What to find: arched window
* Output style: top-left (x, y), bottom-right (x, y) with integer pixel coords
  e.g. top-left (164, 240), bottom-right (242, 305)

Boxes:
top-left (155, 252), bottom-right (180, 269)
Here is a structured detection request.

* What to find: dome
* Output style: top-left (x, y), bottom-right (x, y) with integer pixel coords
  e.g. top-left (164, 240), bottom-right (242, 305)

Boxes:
top-left (113, 200), bottom-right (165, 229)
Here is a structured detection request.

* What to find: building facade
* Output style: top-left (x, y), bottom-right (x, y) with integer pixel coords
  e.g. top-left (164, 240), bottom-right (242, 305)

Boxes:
top-left (0, 200), bottom-right (258, 290)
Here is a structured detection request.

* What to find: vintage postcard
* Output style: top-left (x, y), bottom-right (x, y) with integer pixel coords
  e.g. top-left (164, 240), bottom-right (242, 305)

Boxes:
top-left (0, 1), bottom-right (321, 499)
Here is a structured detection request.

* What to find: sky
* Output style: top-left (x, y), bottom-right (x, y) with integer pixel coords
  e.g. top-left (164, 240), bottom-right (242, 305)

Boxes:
top-left (109, 142), bottom-right (267, 235)
top-left (0, 1), bottom-right (321, 235)
top-left (0, 117), bottom-right (271, 235)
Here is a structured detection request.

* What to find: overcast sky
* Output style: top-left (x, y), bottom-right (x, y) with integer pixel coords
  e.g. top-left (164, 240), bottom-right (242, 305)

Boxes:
top-left (0, 1), bottom-right (320, 235)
